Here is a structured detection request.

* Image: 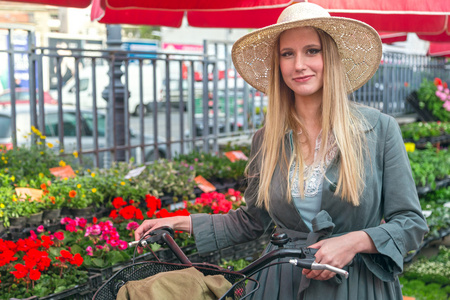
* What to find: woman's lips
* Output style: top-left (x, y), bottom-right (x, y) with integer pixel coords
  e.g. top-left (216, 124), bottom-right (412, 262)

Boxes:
top-left (294, 75), bottom-right (313, 82)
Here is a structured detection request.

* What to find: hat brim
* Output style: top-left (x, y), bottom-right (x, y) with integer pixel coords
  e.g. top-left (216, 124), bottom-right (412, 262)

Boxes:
top-left (232, 17), bottom-right (382, 94)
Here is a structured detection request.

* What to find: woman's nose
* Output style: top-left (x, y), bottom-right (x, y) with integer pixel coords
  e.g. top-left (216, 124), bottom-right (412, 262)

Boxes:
top-left (294, 54), bottom-right (306, 71)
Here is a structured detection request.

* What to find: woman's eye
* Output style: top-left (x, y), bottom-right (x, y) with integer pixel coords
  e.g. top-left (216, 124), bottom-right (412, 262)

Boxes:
top-left (281, 51), bottom-right (293, 57)
top-left (307, 49), bottom-right (322, 55)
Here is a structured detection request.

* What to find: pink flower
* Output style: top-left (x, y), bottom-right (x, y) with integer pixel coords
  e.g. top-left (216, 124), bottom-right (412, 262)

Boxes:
top-left (118, 240), bottom-right (128, 250)
top-left (85, 225), bottom-right (102, 237)
top-left (76, 217), bottom-right (87, 228)
top-left (109, 239), bottom-right (119, 247)
top-left (126, 222), bottom-right (139, 231)
top-left (86, 246), bottom-right (94, 256)
top-left (30, 230), bottom-right (37, 240)
top-left (37, 225), bottom-right (45, 233)
top-left (96, 245), bottom-right (104, 250)
top-left (54, 231), bottom-right (65, 241)
top-left (60, 217), bottom-right (72, 224)
top-left (443, 101), bottom-right (450, 112)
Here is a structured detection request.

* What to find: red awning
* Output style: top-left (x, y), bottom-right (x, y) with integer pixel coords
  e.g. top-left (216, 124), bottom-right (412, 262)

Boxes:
top-left (378, 32), bottom-right (408, 44)
top-left (3, 0), bottom-right (91, 8)
top-left (91, 0), bottom-right (450, 33)
top-left (428, 42), bottom-right (450, 57)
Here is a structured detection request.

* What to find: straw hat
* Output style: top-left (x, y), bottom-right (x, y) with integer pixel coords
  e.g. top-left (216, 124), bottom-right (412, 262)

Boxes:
top-left (232, 2), bottom-right (382, 94)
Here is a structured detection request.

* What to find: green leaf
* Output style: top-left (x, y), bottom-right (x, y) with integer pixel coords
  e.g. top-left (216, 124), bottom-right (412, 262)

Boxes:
top-left (92, 257), bottom-right (106, 268)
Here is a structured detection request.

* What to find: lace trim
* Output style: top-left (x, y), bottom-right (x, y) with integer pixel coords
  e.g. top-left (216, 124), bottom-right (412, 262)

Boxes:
top-left (290, 131), bottom-right (338, 197)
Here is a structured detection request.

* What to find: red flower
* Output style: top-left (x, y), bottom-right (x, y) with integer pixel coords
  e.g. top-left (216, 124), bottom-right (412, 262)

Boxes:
top-left (112, 197), bottom-right (127, 209)
top-left (434, 77), bottom-right (443, 86)
top-left (71, 253), bottom-right (84, 267)
top-left (109, 210), bottom-right (119, 220)
top-left (135, 208), bottom-right (144, 220)
top-left (0, 250), bottom-right (18, 267)
top-left (40, 235), bottom-right (54, 249)
top-left (29, 269), bottom-right (41, 281)
top-left (11, 263), bottom-right (28, 279)
top-left (93, 217), bottom-right (98, 224)
top-left (146, 195), bottom-right (162, 218)
top-left (40, 183), bottom-right (47, 190)
top-left (119, 205), bottom-right (137, 220)
top-left (69, 190), bottom-right (77, 198)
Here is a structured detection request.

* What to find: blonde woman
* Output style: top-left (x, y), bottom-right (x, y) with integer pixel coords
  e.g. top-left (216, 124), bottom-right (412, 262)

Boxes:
top-left (135, 3), bottom-right (428, 299)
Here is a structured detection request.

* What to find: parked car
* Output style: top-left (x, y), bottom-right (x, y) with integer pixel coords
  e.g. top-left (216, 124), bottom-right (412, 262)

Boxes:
top-left (0, 105), bottom-right (167, 167)
top-left (59, 64), bottom-right (162, 116)
top-left (0, 88), bottom-right (57, 108)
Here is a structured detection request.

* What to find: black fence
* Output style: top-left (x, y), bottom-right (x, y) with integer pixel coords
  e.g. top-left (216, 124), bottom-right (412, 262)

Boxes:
top-left (0, 25), bottom-right (448, 168)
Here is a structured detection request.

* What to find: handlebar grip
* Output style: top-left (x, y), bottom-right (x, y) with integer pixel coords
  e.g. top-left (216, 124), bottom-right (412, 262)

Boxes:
top-left (311, 262), bottom-right (349, 278)
top-left (289, 260), bottom-right (349, 279)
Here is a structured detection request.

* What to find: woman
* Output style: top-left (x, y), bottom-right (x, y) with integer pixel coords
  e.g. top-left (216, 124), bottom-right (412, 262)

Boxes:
top-left (135, 3), bottom-right (428, 299)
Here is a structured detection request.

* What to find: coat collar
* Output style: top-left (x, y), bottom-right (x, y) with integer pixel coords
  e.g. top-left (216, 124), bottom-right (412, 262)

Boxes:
top-left (353, 104), bottom-right (381, 132)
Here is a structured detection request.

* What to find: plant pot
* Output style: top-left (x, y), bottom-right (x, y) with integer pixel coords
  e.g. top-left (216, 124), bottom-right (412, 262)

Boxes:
top-left (71, 206), bottom-right (94, 218)
top-left (9, 227), bottom-right (26, 241)
top-left (60, 206), bottom-right (72, 217)
top-left (9, 216), bottom-right (27, 227)
top-left (43, 208), bottom-right (62, 223)
top-left (94, 207), bottom-right (110, 219)
top-left (27, 211), bottom-right (43, 226)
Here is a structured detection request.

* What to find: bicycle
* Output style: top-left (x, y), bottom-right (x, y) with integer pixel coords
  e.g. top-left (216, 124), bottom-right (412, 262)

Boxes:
top-left (93, 227), bottom-right (348, 300)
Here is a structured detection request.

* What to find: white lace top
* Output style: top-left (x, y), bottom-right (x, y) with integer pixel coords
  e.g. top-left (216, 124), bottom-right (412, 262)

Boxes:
top-left (288, 130), bottom-right (338, 229)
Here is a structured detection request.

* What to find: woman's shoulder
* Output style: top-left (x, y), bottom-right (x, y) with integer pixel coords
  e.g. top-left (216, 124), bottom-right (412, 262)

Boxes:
top-left (352, 104), bottom-right (394, 132)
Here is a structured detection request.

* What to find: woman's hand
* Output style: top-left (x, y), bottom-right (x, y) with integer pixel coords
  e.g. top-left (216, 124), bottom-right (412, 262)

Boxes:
top-left (302, 231), bottom-right (376, 281)
top-left (134, 216), bottom-right (191, 254)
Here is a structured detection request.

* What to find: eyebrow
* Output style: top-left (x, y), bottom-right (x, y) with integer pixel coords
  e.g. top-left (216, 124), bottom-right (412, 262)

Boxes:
top-left (279, 43), bottom-right (321, 52)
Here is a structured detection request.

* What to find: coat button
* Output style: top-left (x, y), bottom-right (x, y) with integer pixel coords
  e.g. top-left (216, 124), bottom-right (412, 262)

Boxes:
top-left (329, 182), bottom-right (337, 192)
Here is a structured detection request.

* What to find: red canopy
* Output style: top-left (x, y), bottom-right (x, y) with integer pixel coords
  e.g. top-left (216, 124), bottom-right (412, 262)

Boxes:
top-left (3, 0), bottom-right (91, 8)
top-left (91, 0), bottom-right (450, 31)
top-left (428, 42), bottom-right (450, 57)
top-left (378, 32), bottom-right (408, 44)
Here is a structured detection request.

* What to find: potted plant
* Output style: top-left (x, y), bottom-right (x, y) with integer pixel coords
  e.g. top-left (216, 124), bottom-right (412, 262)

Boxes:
top-left (0, 230), bottom-right (88, 299)
top-left (416, 78), bottom-right (450, 122)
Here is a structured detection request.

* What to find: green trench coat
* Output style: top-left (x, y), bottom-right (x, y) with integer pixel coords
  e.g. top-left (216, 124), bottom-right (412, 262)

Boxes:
top-left (191, 105), bottom-right (428, 300)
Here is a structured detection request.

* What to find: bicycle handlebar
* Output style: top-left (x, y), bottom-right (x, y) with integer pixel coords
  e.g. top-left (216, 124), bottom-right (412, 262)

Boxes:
top-left (131, 227), bottom-right (349, 278)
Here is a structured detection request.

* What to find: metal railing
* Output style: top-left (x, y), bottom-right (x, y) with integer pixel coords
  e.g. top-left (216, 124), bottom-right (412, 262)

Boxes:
top-left (1, 25), bottom-right (449, 169)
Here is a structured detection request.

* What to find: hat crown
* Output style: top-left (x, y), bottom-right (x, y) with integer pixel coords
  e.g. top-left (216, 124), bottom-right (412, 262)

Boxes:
top-left (277, 2), bottom-right (331, 24)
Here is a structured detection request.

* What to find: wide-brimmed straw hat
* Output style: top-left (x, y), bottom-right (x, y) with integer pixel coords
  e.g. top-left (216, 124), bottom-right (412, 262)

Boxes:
top-left (231, 2), bottom-right (382, 94)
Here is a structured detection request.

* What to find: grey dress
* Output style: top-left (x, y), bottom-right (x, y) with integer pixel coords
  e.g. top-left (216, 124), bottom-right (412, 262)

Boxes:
top-left (191, 105), bottom-right (428, 300)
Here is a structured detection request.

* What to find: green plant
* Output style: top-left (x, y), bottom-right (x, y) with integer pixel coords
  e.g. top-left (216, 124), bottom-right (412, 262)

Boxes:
top-left (139, 159), bottom-right (196, 201)
top-left (408, 146), bottom-right (450, 188)
top-left (0, 127), bottom-right (61, 183)
top-left (401, 122), bottom-right (450, 141)
top-left (417, 78), bottom-right (450, 122)
top-left (0, 186), bottom-right (14, 227)
top-left (401, 246), bottom-right (450, 300)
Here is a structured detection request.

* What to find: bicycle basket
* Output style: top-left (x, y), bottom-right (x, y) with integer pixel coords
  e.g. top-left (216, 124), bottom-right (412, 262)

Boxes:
top-left (93, 261), bottom-right (251, 300)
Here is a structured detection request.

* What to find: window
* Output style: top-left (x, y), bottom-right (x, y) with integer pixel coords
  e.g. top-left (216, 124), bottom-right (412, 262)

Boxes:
top-left (0, 116), bottom-right (11, 138)
top-left (81, 112), bottom-right (105, 137)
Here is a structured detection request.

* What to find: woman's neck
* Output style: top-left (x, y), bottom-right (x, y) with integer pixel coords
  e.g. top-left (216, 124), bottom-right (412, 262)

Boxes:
top-left (294, 94), bottom-right (322, 130)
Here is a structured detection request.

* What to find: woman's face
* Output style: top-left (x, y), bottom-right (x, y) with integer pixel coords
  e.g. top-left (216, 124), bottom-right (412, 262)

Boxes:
top-left (279, 27), bottom-right (324, 100)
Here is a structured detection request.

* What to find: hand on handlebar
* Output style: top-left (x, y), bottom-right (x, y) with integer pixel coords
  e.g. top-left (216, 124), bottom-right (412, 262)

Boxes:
top-left (302, 231), bottom-right (375, 280)
top-left (134, 216), bottom-right (191, 254)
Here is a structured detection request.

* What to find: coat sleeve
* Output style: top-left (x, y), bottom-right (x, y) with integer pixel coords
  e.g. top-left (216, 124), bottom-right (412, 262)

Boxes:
top-left (191, 129), bottom-right (273, 254)
top-left (361, 115), bottom-right (428, 281)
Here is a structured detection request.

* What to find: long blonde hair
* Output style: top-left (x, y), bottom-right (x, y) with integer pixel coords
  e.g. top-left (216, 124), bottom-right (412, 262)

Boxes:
top-left (248, 28), bottom-right (367, 211)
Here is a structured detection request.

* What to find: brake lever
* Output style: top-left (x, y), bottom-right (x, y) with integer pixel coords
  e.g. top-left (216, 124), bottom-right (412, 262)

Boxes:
top-left (128, 226), bottom-right (175, 248)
